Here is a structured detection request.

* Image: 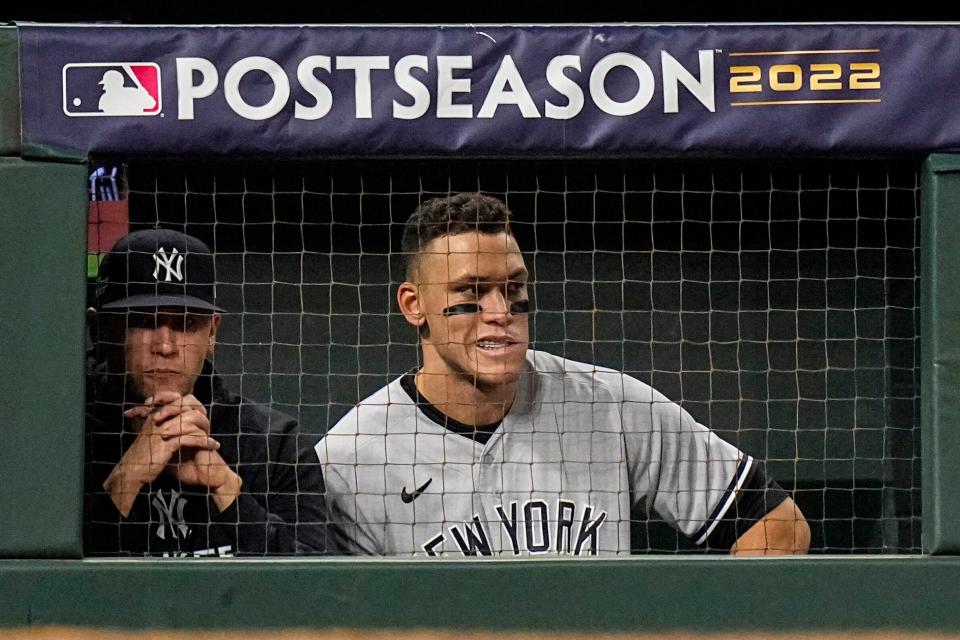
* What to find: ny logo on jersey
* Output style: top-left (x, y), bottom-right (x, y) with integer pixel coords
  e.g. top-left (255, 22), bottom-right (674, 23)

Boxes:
top-left (152, 489), bottom-right (190, 540)
top-left (152, 247), bottom-right (184, 282)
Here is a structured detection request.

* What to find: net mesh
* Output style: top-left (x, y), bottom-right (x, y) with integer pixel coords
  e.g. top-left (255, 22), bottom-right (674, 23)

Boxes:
top-left (87, 158), bottom-right (921, 554)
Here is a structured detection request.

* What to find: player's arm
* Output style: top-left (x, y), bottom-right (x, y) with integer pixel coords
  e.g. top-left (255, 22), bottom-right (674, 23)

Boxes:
top-left (684, 455), bottom-right (811, 554)
top-left (111, 390), bottom-right (241, 514)
top-left (103, 390), bottom-right (220, 516)
top-left (173, 448), bottom-right (243, 512)
top-left (621, 377), bottom-right (809, 555)
top-left (254, 420), bottom-right (339, 554)
top-left (730, 496), bottom-right (809, 555)
top-left (315, 431), bottom-right (385, 555)
top-left (211, 408), bottom-right (340, 555)
top-left (697, 458), bottom-right (810, 555)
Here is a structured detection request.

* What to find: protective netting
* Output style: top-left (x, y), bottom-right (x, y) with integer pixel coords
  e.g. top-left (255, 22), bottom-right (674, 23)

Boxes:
top-left (86, 159), bottom-right (921, 554)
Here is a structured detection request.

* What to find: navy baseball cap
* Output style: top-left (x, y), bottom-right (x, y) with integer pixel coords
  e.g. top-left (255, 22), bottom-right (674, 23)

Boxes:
top-left (95, 228), bottom-right (224, 312)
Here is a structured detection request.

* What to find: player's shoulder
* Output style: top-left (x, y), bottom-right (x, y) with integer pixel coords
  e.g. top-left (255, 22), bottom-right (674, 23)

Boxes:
top-left (526, 349), bottom-right (656, 403)
top-left (212, 391), bottom-right (298, 436)
top-left (318, 376), bottom-right (417, 465)
top-left (201, 371), bottom-right (297, 436)
top-left (324, 375), bottom-right (416, 438)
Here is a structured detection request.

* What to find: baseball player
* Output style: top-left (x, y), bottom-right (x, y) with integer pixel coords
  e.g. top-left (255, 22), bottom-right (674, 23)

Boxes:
top-left (317, 193), bottom-right (810, 556)
top-left (86, 228), bottom-right (337, 556)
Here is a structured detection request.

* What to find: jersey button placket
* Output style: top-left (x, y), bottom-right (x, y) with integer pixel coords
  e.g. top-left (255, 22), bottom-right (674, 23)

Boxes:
top-left (475, 439), bottom-right (502, 525)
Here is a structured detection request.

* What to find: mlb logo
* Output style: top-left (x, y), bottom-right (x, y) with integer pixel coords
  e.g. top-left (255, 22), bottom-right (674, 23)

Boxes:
top-left (62, 63), bottom-right (162, 117)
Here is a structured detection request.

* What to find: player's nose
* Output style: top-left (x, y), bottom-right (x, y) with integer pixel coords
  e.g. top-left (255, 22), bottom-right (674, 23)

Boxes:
top-left (479, 288), bottom-right (511, 324)
top-left (149, 325), bottom-right (178, 354)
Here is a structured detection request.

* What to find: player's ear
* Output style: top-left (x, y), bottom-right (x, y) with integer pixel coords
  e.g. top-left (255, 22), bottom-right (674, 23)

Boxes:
top-left (397, 281), bottom-right (427, 331)
top-left (85, 307), bottom-right (98, 349)
top-left (206, 313), bottom-right (222, 357)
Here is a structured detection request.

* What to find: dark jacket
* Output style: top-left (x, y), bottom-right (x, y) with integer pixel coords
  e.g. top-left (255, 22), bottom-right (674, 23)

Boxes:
top-left (85, 361), bottom-right (339, 556)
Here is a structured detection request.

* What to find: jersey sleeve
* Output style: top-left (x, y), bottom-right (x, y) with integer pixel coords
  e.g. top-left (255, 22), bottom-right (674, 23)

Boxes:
top-left (619, 375), bottom-right (761, 546)
top-left (702, 460), bottom-right (789, 550)
top-left (315, 417), bottom-right (388, 556)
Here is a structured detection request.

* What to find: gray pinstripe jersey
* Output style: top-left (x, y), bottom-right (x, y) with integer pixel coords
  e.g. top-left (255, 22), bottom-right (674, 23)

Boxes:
top-left (316, 350), bottom-right (752, 557)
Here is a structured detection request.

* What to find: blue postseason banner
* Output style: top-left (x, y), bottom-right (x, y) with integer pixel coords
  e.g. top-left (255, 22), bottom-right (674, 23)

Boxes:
top-left (17, 23), bottom-right (960, 158)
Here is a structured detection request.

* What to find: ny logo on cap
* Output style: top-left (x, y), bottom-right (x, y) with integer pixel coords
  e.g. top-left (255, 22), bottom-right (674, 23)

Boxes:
top-left (152, 247), bottom-right (184, 282)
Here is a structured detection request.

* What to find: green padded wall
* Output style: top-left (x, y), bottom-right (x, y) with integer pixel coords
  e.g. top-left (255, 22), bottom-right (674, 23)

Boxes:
top-left (922, 154), bottom-right (960, 553)
top-left (0, 27), bottom-right (19, 155)
top-left (0, 158), bottom-right (87, 557)
top-left (3, 558), bottom-right (960, 631)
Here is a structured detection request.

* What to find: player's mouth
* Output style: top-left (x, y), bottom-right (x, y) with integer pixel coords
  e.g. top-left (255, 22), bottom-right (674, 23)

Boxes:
top-left (474, 338), bottom-right (521, 352)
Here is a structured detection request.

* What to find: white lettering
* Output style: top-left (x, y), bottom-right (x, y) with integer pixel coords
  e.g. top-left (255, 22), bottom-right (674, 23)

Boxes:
top-left (478, 55), bottom-right (540, 119)
top-left (589, 52), bottom-right (655, 116)
top-left (393, 55), bottom-right (430, 120)
top-left (437, 56), bottom-right (473, 119)
top-left (336, 56), bottom-right (390, 119)
top-left (295, 55), bottom-right (333, 120)
top-left (224, 56), bottom-right (290, 121)
top-left (545, 55), bottom-right (584, 120)
top-left (175, 50), bottom-right (713, 124)
top-left (176, 57), bottom-right (218, 121)
top-left (661, 50), bottom-right (715, 113)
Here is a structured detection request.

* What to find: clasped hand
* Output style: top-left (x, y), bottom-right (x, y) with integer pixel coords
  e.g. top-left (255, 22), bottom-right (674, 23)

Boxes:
top-left (103, 390), bottom-right (242, 516)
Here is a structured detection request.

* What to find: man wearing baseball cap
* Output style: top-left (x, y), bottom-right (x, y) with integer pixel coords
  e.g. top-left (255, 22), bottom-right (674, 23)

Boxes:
top-left (85, 228), bottom-right (337, 556)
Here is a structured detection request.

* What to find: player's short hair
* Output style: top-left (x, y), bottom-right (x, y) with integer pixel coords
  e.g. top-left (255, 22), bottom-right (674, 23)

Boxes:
top-left (401, 192), bottom-right (513, 280)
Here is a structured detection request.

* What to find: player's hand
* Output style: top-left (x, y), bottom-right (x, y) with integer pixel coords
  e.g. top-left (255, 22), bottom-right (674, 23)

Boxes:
top-left (121, 391), bottom-right (217, 483)
top-left (171, 448), bottom-right (243, 512)
top-left (103, 391), bottom-right (219, 517)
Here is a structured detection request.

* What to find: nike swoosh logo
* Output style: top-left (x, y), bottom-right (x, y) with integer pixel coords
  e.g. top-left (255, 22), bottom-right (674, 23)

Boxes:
top-left (401, 478), bottom-right (433, 504)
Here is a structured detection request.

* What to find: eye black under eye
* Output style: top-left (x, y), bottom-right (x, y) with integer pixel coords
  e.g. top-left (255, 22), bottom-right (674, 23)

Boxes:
top-left (443, 303), bottom-right (482, 316)
top-left (441, 300), bottom-right (531, 316)
top-left (509, 299), bottom-right (530, 314)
